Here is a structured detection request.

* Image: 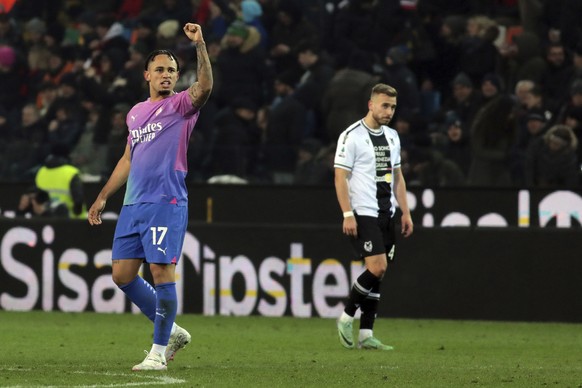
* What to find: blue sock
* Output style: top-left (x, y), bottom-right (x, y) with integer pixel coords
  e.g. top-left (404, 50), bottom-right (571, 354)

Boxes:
top-left (153, 282), bottom-right (177, 346)
top-left (119, 275), bottom-right (156, 321)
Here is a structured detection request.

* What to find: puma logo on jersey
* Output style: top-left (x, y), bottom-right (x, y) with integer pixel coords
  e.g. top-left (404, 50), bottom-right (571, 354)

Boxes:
top-left (157, 247), bottom-right (167, 255)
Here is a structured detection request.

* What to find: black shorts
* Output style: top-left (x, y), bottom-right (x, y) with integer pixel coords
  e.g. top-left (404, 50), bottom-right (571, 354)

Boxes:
top-left (349, 213), bottom-right (396, 260)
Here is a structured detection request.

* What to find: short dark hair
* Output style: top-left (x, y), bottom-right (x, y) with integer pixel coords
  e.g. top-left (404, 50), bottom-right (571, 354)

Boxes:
top-left (144, 49), bottom-right (180, 72)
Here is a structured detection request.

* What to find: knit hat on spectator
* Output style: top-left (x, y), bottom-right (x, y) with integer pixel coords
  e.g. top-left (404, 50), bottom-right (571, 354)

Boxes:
top-left (226, 20), bottom-right (249, 39)
top-left (482, 72), bottom-right (503, 91)
top-left (242, 0), bottom-right (262, 23)
top-left (25, 18), bottom-right (46, 34)
top-left (386, 45), bottom-right (408, 65)
top-left (526, 108), bottom-right (547, 123)
top-left (452, 72), bottom-right (472, 88)
top-left (0, 45), bottom-right (16, 68)
top-left (157, 20), bottom-right (180, 39)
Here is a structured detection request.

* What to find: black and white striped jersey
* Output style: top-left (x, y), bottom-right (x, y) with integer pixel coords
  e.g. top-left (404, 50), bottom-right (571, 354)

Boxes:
top-left (334, 119), bottom-right (402, 218)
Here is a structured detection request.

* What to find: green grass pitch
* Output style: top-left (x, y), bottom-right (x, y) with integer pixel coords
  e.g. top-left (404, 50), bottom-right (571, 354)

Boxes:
top-left (0, 311), bottom-right (581, 387)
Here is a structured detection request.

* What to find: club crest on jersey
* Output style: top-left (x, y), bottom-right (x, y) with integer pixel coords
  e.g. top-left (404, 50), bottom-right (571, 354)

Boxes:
top-left (155, 107), bottom-right (164, 117)
top-left (389, 138), bottom-right (395, 146)
top-left (364, 241), bottom-right (373, 252)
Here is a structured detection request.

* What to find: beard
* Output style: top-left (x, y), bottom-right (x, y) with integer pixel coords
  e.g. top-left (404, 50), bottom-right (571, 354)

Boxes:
top-left (158, 90), bottom-right (172, 96)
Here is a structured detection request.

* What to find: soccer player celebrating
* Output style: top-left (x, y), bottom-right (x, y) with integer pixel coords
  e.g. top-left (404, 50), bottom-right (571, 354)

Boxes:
top-left (87, 23), bottom-right (212, 370)
top-left (334, 83), bottom-right (413, 350)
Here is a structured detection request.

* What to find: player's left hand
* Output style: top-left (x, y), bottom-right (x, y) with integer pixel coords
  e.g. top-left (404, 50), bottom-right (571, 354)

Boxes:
top-left (88, 199), bottom-right (106, 226)
top-left (183, 23), bottom-right (204, 44)
top-left (401, 214), bottom-right (413, 237)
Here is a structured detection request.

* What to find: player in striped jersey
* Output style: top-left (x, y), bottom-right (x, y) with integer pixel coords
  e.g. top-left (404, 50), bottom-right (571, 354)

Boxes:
top-left (334, 83), bottom-right (413, 350)
top-left (87, 23), bottom-right (213, 370)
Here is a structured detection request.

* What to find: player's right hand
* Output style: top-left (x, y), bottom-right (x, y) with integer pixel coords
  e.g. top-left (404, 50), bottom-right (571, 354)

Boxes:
top-left (342, 217), bottom-right (358, 238)
top-left (88, 199), bottom-right (106, 225)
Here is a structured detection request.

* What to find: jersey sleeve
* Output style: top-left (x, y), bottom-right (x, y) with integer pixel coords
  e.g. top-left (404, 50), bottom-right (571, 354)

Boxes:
top-left (334, 130), bottom-right (355, 171)
top-left (173, 90), bottom-right (200, 117)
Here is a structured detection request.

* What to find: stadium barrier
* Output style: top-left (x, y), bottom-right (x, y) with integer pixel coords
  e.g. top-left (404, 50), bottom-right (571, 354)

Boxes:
top-left (1, 183), bottom-right (582, 227)
top-left (1, 218), bottom-right (581, 322)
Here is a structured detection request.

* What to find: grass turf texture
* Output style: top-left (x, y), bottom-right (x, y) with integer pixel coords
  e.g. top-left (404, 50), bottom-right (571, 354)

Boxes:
top-left (0, 311), bottom-right (581, 387)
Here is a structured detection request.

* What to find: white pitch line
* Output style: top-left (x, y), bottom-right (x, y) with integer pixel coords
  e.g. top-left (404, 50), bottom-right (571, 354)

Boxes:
top-left (0, 369), bottom-right (186, 387)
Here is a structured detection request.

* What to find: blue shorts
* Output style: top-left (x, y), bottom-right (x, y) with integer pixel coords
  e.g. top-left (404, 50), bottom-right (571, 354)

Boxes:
top-left (112, 203), bottom-right (188, 264)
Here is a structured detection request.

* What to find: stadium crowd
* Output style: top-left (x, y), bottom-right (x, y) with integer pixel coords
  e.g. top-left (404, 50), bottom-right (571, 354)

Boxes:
top-left (0, 0), bottom-right (581, 188)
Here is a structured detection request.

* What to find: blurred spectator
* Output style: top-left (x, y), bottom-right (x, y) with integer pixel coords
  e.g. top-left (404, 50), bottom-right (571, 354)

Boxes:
top-left (322, 50), bottom-right (379, 142)
top-left (241, 0), bottom-right (268, 49)
top-left (148, 0), bottom-right (191, 27)
top-left (380, 45), bottom-right (420, 118)
top-left (207, 97), bottom-right (262, 180)
top-left (79, 49), bottom-right (128, 108)
top-left (42, 47), bottom-right (75, 85)
top-left (510, 109), bottom-right (549, 186)
top-left (467, 94), bottom-right (516, 186)
top-left (22, 17), bottom-right (46, 49)
top-left (44, 73), bottom-right (86, 150)
top-left (570, 43), bottom-right (582, 82)
top-left (0, 103), bottom-right (47, 180)
top-left (90, 13), bottom-right (129, 61)
top-left (36, 81), bottom-right (59, 118)
top-left (480, 72), bottom-right (503, 102)
top-left (500, 31), bottom-right (545, 90)
top-left (540, 42), bottom-right (573, 113)
top-left (458, 15), bottom-right (500, 86)
top-left (293, 39), bottom-right (335, 141)
top-left (331, 0), bottom-right (401, 66)
top-left (540, 0), bottom-right (582, 51)
top-left (70, 105), bottom-right (109, 181)
top-left (0, 13), bottom-right (23, 48)
top-left (215, 20), bottom-right (270, 109)
top-left (562, 105), bottom-right (582, 166)
top-left (16, 187), bottom-right (69, 218)
top-left (104, 103), bottom-right (131, 178)
top-left (263, 69), bottom-right (306, 183)
top-left (525, 124), bottom-right (579, 187)
top-left (156, 19), bottom-right (181, 50)
top-left (130, 16), bottom-right (158, 53)
top-left (73, 11), bottom-right (99, 59)
top-left (439, 72), bottom-right (484, 133)
top-left (437, 112), bottom-right (471, 179)
top-left (268, 0), bottom-right (318, 73)
top-left (293, 138), bottom-right (333, 185)
top-left (0, 44), bottom-right (24, 116)
top-left (512, 79), bottom-right (535, 123)
top-left (35, 144), bottom-right (87, 219)
top-left (427, 14), bottom-right (466, 98)
top-left (393, 112), bottom-right (420, 152)
top-left (407, 142), bottom-right (466, 187)
top-left (514, 79), bottom-right (535, 107)
top-left (25, 45), bottom-right (52, 98)
top-left (555, 79), bottom-right (582, 125)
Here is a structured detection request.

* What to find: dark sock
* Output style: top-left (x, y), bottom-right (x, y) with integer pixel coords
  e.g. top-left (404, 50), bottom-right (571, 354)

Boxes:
top-left (344, 269), bottom-right (379, 316)
top-left (360, 281), bottom-right (380, 330)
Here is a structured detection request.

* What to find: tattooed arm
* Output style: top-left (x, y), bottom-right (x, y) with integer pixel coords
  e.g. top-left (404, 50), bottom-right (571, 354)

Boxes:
top-left (182, 23), bottom-right (213, 108)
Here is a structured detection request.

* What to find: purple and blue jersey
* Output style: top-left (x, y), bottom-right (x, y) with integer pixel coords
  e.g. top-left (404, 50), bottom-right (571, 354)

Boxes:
top-left (124, 91), bottom-right (200, 206)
